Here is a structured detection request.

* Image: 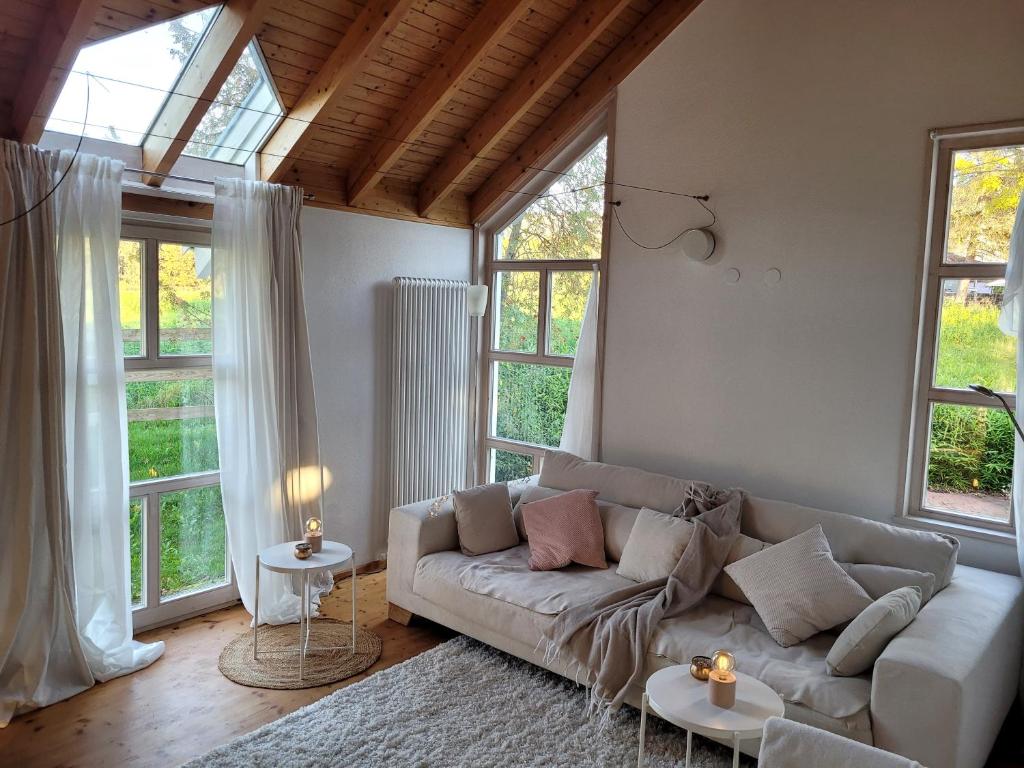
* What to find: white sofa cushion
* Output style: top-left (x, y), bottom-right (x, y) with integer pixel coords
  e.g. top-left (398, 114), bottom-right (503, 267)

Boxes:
top-left (725, 525), bottom-right (871, 646)
top-left (425, 544), bottom-right (635, 615)
top-left (650, 597), bottom-right (872, 725)
top-left (616, 508), bottom-right (693, 582)
top-left (827, 586), bottom-right (922, 677)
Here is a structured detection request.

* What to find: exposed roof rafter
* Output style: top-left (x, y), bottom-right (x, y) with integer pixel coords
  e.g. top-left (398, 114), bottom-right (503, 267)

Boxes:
top-left (12, 0), bottom-right (105, 145)
top-left (345, 0), bottom-right (533, 208)
top-left (417, 0), bottom-right (633, 219)
top-left (141, 0), bottom-right (273, 187)
top-left (258, 0), bottom-right (415, 186)
top-left (471, 0), bottom-right (705, 224)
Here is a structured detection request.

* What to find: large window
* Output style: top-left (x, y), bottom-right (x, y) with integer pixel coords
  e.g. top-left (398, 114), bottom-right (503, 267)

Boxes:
top-left (480, 136), bottom-right (608, 482)
top-left (909, 126), bottom-right (1024, 533)
top-left (120, 223), bottom-right (235, 628)
top-left (46, 6), bottom-right (283, 165)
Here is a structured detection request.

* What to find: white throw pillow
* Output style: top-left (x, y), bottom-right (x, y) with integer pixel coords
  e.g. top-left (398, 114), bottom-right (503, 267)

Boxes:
top-left (616, 507), bottom-right (693, 582)
top-left (724, 525), bottom-right (872, 647)
top-left (827, 586), bottom-right (922, 676)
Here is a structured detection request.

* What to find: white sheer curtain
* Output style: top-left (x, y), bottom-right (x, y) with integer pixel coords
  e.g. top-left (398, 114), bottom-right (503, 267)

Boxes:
top-left (213, 179), bottom-right (324, 625)
top-left (1, 143), bottom-right (161, 726)
top-left (55, 151), bottom-right (164, 681)
top-left (0, 142), bottom-right (93, 726)
top-left (998, 193), bottom-right (1024, 577)
top-left (559, 270), bottom-right (599, 460)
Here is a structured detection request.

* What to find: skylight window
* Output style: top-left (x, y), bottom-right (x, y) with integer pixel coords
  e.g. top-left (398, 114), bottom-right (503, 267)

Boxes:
top-left (183, 41), bottom-right (283, 165)
top-left (46, 8), bottom-right (219, 146)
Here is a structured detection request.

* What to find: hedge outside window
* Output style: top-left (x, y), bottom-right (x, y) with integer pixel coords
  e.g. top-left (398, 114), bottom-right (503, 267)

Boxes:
top-left (909, 130), bottom-right (1024, 532)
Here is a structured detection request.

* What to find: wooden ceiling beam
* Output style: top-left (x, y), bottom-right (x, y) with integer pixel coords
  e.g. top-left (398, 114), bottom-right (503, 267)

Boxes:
top-left (471, 0), bottom-right (705, 224)
top-left (11, 0), bottom-right (105, 145)
top-left (417, 0), bottom-right (633, 219)
top-left (141, 0), bottom-right (272, 186)
top-left (345, 0), bottom-right (533, 208)
top-left (259, 0), bottom-right (414, 185)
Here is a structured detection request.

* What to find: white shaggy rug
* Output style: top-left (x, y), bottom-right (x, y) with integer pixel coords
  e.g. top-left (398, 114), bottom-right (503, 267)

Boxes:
top-left (186, 636), bottom-right (754, 767)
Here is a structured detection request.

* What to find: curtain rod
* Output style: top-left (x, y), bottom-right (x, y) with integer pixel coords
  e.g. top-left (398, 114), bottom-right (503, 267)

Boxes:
top-left (123, 168), bottom-right (316, 200)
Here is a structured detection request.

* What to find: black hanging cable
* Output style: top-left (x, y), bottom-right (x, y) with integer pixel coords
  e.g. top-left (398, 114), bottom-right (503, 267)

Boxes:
top-left (28, 70), bottom-right (719, 216)
top-left (0, 76), bottom-right (91, 229)
top-left (610, 195), bottom-right (716, 250)
top-left (46, 69), bottom-right (712, 204)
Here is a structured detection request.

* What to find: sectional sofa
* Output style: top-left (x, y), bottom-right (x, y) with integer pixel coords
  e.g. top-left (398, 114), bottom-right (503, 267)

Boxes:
top-left (386, 451), bottom-right (1024, 768)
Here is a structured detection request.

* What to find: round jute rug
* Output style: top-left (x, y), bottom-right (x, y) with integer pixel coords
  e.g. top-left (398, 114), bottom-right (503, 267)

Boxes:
top-left (219, 619), bottom-right (382, 690)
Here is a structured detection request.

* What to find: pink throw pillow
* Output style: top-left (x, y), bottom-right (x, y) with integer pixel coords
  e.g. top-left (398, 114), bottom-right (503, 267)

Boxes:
top-left (521, 489), bottom-right (607, 571)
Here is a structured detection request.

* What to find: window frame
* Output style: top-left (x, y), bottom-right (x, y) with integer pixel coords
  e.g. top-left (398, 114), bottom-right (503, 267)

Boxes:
top-left (122, 221), bottom-right (237, 630)
top-left (476, 119), bottom-right (613, 482)
top-left (907, 123), bottom-right (1024, 537)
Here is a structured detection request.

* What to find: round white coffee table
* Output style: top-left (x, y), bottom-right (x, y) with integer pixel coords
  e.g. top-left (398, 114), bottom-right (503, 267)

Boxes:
top-left (637, 666), bottom-right (784, 768)
top-left (254, 540), bottom-right (356, 681)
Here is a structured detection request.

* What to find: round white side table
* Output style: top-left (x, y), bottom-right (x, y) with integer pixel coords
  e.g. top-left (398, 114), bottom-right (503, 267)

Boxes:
top-left (637, 666), bottom-right (785, 768)
top-left (254, 540), bottom-right (356, 681)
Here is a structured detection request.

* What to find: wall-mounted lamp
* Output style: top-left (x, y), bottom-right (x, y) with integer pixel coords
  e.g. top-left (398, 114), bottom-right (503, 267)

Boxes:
top-left (467, 284), bottom-right (489, 317)
top-left (680, 228), bottom-right (716, 263)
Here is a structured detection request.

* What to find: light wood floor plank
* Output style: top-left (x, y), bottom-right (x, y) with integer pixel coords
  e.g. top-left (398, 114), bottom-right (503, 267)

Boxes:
top-left (0, 571), bottom-right (452, 768)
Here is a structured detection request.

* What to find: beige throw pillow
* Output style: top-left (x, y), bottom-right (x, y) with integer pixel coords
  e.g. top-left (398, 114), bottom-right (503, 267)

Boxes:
top-left (724, 525), bottom-right (872, 647)
top-left (839, 563), bottom-right (936, 605)
top-left (827, 586), bottom-right (922, 676)
top-left (712, 534), bottom-right (771, 603)
top-left (453, 483), bottom-right (519, 556)
top-left (617, 508), bottom-right (694, 582)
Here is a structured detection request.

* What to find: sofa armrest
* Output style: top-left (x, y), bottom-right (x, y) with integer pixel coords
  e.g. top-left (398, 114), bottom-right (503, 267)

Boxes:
top-left (759, 717), bottom-right (923, 767)
top-left (385, 477), bottom-right (538, 609)
top-left (871, 564), bottom-right (1024, 768)
top-left (386, 497), bottom-right (459, 607)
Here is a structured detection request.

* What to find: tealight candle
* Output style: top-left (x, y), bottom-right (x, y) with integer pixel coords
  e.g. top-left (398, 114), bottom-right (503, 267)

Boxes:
top-left (708, 649), bottom-right (736, 709)
top-left (304, 516), bottom-right (323, 553)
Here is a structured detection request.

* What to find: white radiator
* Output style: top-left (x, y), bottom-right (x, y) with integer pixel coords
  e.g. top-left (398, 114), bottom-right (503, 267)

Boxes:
top-left (390, 277), bottom-right (471, 509)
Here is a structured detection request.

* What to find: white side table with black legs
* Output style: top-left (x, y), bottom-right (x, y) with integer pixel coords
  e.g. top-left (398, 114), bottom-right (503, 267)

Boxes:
top-left (254, 540), bottom-right (357, 681)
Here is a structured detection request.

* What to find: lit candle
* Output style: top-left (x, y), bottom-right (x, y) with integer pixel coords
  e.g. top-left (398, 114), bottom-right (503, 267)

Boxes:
top-left (708, 649), bottom-right (736, 709)
top-left (304, 516), bottom-right (323, 553)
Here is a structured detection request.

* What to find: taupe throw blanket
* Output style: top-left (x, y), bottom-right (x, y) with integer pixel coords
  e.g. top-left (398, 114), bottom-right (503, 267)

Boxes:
top-left (541, 484), bottom-right (744, 714)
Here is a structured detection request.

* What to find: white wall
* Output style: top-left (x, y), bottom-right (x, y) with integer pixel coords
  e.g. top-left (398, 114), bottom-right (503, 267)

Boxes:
top-left (301, 208), bottom-right (471, 566)
top-left (602, 0), bottom-right (1024, 573)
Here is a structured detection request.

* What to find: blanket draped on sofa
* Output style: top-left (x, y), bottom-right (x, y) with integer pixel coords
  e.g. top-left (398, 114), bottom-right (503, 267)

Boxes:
top-left (541, 484), bottom-right (744, 714)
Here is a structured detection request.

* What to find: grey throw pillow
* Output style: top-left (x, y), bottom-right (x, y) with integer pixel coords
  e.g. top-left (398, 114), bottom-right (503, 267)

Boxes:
top-left (616, 508), bottom-right (693, 582)
top-left (453, 483), bottom-right (519, 556)
top-left (827, 586), bottom-right (922, 676)
top-left (724, 524), bottom-right (872, 647)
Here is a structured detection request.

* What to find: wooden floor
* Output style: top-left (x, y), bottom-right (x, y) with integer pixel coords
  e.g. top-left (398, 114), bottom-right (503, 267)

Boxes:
top-left (0, 571), bottom-right (453, 768)
top-left (1, 570), bottom-right (1021, 768)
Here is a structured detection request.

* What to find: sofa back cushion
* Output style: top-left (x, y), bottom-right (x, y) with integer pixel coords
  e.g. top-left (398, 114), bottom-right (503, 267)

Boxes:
top-left (742, 497), bottom-right (958, 591)
top-left (540, 450), bottom-right (698, 512)
top-left (540, 450), bottom-right (959, 592)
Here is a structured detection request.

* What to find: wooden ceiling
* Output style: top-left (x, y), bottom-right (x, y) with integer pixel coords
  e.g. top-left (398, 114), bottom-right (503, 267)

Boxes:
top-left (0, 0), bottom-right (702, 226)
